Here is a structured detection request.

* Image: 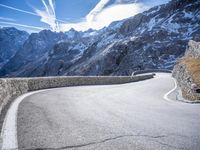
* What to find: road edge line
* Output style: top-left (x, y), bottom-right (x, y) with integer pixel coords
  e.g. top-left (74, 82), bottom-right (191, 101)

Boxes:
top-left (0, 90), bottom-right (48, 150)
top-left (163, 78), bottom-right (178, 102)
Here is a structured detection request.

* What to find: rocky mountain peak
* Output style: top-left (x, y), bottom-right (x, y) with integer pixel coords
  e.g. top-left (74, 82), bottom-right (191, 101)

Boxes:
top-left (0, 27), bottom-right (29, 69)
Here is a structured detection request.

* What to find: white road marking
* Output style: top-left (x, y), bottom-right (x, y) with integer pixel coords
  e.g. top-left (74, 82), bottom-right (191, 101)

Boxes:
top-left (0, 90), bottom-right (48, 150)
top-left (163, 78), bottom-right (178, 102)
top-left (163, 77), bottom-right (200, 104)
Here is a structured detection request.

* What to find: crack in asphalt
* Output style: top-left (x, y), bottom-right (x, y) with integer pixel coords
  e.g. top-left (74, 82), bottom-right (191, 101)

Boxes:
top-left (151, 140), bottom-right (188, 150)
top-left (15, 134), bottom-right (186, 150)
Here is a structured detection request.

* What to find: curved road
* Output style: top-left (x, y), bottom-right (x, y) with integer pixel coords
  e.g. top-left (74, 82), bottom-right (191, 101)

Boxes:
top-left (2, 73), bottom-right (200, 150)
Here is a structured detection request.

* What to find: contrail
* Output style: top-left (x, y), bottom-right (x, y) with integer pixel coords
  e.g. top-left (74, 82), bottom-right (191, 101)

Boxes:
top-left (34, 0), bottom-right (59, 31)
top-left (0, 4), bottom-right (38, 16)
top-left (42, 0), bottom-right (51, 16)
top-left (49, 0), bottom-right (56, 16)
top-left (0, 3), bottom-right (67, 23)
top-left (0, 17), bottom-right (16, 22)
top-left (0, 21), bottom-right (45, 30)
top-left (48, 0), bottom-right (59, 31)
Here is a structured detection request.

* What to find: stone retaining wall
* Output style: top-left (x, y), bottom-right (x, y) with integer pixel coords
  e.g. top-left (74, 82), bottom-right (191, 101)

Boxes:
top-left (172, 40), bottom-right (200, 101)
top-left (172, 63), bottom-right (200, 100)
top-left (0, 75), bottom-right (153, 114)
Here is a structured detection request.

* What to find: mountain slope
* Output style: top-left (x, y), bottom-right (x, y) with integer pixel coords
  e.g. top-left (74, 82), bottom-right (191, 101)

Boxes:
top-left (0, 27), bottom-right (29, 69)
top-left (0, 30), bottom-right (67, 76)
top-left (64, 0), bottom-right (200, 75)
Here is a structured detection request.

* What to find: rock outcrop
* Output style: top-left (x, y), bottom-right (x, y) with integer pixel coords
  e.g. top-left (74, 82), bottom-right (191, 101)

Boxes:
top-left (185, 40), bottom-right (200, 58)
top-left (173, 40), bottom-right (200, 100)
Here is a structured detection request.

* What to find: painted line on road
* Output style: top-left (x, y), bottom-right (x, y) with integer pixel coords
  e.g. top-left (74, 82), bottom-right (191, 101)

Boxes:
top-left (0, 89), bottom-right (49, 150)
top-left (163, 78), bottom-right (178, 102)
top-left (163, 78), bottom-right (200, 104)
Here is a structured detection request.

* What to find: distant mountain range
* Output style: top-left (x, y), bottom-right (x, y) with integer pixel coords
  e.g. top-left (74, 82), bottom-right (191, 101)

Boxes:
top-left (0, 28), bottom-right (29, 69)
top-left (0, 0), bottom-right (199, 77)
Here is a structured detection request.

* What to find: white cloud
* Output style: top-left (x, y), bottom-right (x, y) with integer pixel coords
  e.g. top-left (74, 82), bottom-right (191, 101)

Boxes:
top-left (0, 0), bottom-right (170, 32)
top-left (0, 3), bottom-right (38, 16)
top-left (60, 0), bottom-right (171, 32)
top-left (0, 17), bottom-right (16, 22)
top-left (0, 21), bottom-right (45, 30)
top-left (60, 21), bottom-right (89, 32)
top-left (34, 0), bottom-right (59, 32)
top-left (60, 2), bottom-right (147, 31)
top-left (86, 0), bottom-right (110, 23)
top-left (0, 3), bottom-right (66, 23)
top-left (0, 3), bottom-right (66, 32)
top-left (87, 3), bottom-right (146, 30)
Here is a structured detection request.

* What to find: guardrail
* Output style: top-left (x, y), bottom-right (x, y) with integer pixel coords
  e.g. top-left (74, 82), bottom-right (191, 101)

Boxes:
top-left (0, 75), bottom-right (154, 115)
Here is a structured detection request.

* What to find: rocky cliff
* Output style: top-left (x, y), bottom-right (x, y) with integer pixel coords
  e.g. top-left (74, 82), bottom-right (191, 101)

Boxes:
top-left (172, 40), bottom-right (200, 100)
top-left (184, 40), bottom-right (200, 58)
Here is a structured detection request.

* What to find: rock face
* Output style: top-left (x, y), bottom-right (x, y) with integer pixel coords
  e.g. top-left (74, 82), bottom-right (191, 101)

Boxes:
top-left (0, 0), bottom-right (200, 77)
top-left (0, 30), bottom-right (68, 77)
top-left (0, 27), bottom-right (29, 69)
top-left (0, 28), bottom-right (97, 77)
top-left (172, 40), bottom-right (200, 100)
top-left (64, 0), bottom-right (200, 76)
top-left (172, 62), bottom-right (199, 100)
top-left (184, 40), bottom-right (200, 58)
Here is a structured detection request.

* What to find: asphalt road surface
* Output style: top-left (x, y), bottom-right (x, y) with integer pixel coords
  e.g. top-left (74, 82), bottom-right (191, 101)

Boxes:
top-left (3, 73), bottom-right (200, 150)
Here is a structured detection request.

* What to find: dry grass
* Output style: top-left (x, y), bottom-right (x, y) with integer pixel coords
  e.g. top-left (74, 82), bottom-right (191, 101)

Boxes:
top-left (180, 58), bottom-right (200, 86)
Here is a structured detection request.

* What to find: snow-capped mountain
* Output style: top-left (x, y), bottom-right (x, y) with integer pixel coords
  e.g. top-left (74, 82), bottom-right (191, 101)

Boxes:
top-left (64, 0), bottom-right (200, 76)
top-left (0, 30), bottom-right (68, 76)
top-left (0, 27), bottom-right (29, 69)
top-left (0, 0), bottom-right (199, 77)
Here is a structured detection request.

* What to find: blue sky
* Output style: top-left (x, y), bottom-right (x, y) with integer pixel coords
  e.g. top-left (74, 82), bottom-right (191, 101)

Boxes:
top-left (0, 0), bottom-right (169, 33)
